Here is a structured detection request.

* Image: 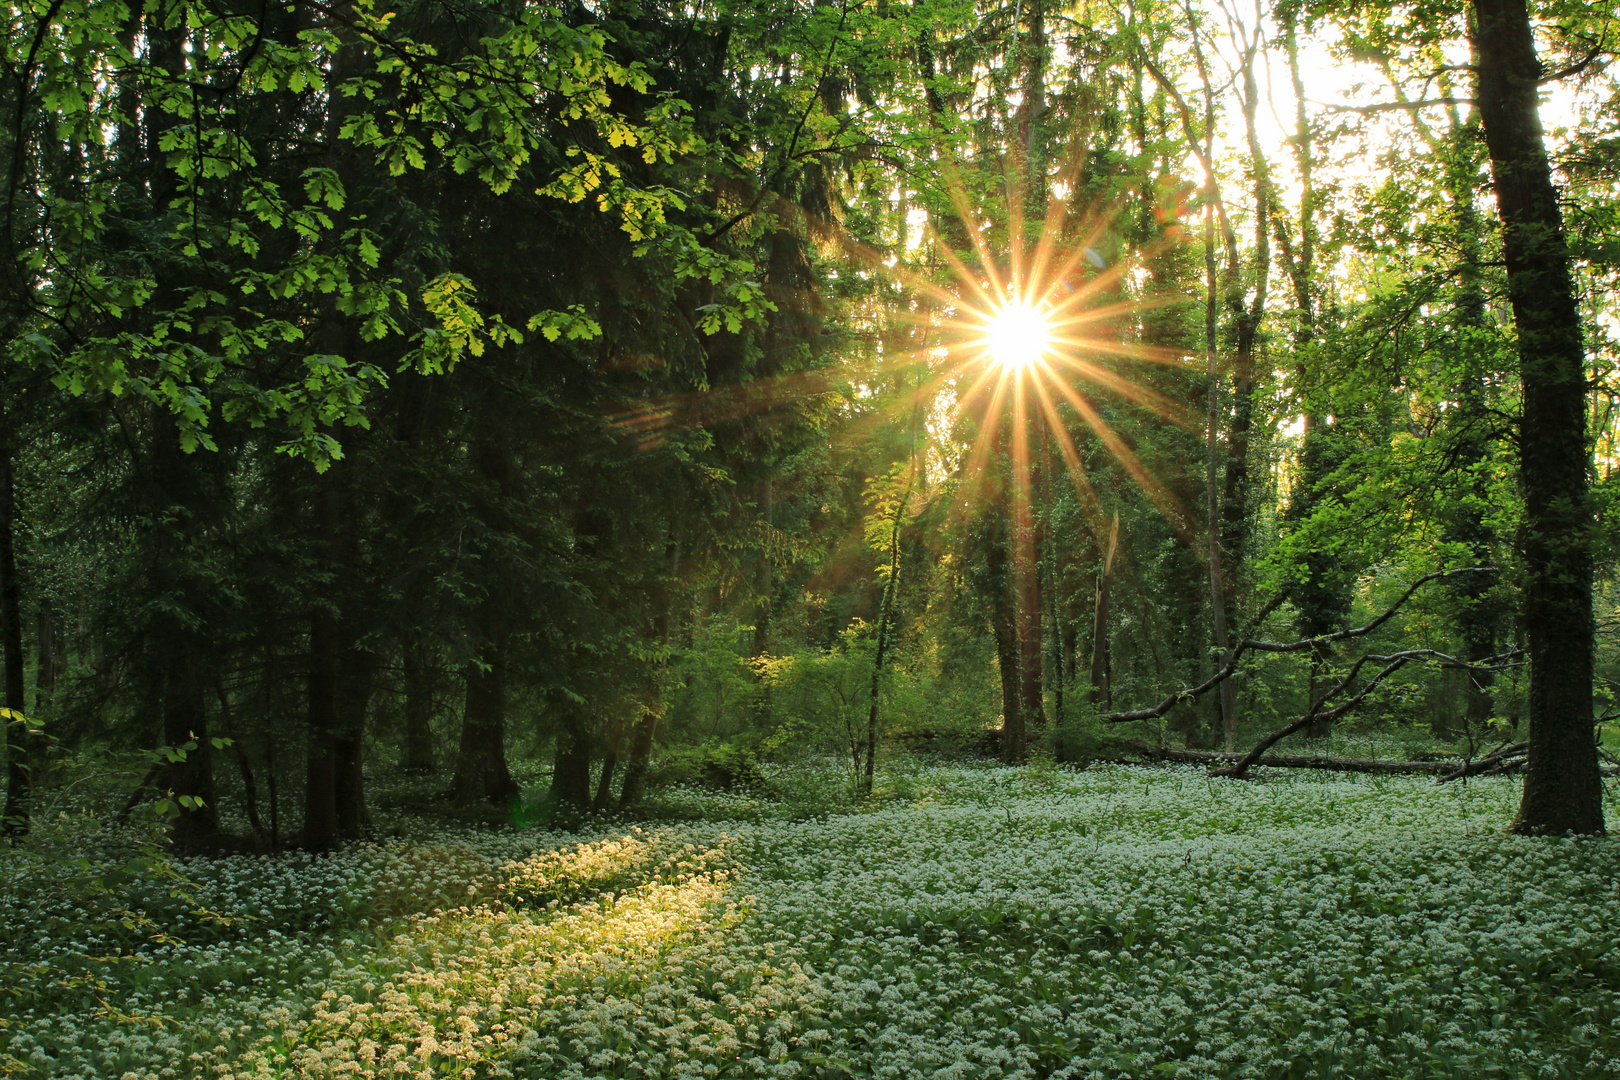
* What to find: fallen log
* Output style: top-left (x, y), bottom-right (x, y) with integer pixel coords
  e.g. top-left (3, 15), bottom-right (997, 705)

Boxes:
top-left (1125, 742), bottom-right (1456, 776)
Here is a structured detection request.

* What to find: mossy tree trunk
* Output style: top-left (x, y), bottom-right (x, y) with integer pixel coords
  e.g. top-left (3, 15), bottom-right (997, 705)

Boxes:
top-left (1472, 0), bottom-right (1602, 833)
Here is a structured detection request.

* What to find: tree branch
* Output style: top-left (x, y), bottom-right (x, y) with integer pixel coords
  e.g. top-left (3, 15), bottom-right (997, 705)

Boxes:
top-left (1124, 742), bottom-right (1455, 775)
top-left (1211, 647), bottom-right (1522, 778)
top-left (1102, 567), bottom-right (1495, 723)
top-left (1539, 37), bottom-right (1607, 84)
top-left (1438, 742), bottom-right (1528, 783)
top-left (1316, 97), bottom-right (1475, 114)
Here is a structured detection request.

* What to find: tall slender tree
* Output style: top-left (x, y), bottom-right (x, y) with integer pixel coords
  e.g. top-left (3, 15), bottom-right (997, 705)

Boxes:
top-left (1472, 0), bottom-right (1602, 833)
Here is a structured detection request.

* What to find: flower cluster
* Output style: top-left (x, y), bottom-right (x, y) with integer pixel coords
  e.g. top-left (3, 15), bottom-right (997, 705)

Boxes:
top-left (4, 765), bottom-right (1617, 1079)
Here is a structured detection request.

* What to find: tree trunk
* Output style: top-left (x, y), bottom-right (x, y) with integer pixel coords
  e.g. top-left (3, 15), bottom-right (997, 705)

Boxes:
top-left (0, 436), bottom-right (29, 837)
top-left (752, 479), bottom-right (774, 658)
top-left (987, 510), bottom-right (1025, 762)
top-left (593, 751), bottom-right (618, 811)
top-left (302, 601), bottom-right (340, 851)
top-left (1472, 0), bottom-right (1602, 833)
top-left (1089, 513), bottom-right (1119, 708)
top-left (618, 709), bottom-right (658, 808)
top-left (547, 703), bottom-right (591, 812)
top-left (147, 415), bottom-right (218, 851)
top-left (1203, 195), bottom-right (1239, 749)
top-left (34, 605), bottom-right (57, 712)
top-left (863, 466), bottom-right (911, 797)
top-left (402, 643), bottom-right (437, 773)
top-left (1017, 413), bottom-right (1047, 747)
top-left (332, 646), bottom-right (377, 838)
top-left (1214, 30), bottom-right (1270, 623)
top-left (620, 530), bottom-right (682, 808)
top-left (1442, 87), bottom-right (1502, 737)
top-left (161, 629), bottom-right (216, 851)
top-left (452, 649), bottom-right (520, 807)
top-left (1275, 12), bottom-right (1350, 742)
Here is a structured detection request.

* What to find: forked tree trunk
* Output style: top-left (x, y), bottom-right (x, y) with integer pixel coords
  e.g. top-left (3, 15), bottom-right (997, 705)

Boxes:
top-left (1473, 0), bottom-right (1602, 833)
top-left (593, 750), bottom-right (618, 811)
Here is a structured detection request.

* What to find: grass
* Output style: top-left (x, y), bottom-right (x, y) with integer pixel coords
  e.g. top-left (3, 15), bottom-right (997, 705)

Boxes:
top-left (4, 762), bottom-right (1620, 1079)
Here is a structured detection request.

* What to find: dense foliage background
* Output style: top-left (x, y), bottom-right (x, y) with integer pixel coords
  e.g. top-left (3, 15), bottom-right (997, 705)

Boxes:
top-left (6, 0), bottom-right (1620, 840)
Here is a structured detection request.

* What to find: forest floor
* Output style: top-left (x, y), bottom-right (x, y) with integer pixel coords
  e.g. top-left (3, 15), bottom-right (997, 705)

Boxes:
top-left (5, 762), bottom-right (1620, 1079)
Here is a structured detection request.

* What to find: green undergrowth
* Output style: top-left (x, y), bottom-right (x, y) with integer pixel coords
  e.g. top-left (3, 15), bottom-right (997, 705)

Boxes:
top-left (4, 765), bottom-right (1620, 1079)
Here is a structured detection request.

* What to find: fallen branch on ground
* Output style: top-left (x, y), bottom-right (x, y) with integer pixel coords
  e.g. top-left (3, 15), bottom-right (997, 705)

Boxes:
top-left (1438, 742), bottom-right (1528, 784)
top-left (1124, 742), bottom-right (1455, 775)
top-left (1212, 648), bottom-right (1521, 778)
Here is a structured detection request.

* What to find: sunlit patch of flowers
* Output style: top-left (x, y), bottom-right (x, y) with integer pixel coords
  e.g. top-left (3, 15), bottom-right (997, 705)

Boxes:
top-left (5, 766), bottom-right (1620, 1078)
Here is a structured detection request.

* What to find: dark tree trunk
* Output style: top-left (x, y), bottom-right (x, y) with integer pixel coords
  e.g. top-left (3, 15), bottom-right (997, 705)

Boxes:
top-left (302, 600), bottom-right (340, 851)
top-left (301, 433), bottom-right (363, 852)
top-left (0, 438), bottom-right (29, 837)
top-left (1089, 514), bottom-right (1119, 709)
top-left (592, 751), bottom-right (618, 811)
top-left (401, 643), bottom-right (437, 773)
top-left (235, 744), bottom-right (268, 851)
top-left (147, 414), bottom-right (217, 851)
top-left (451, 651), bottom-right (520, 807)
top-left (547, 704), bottom-right (591, 812)
top-left (332, 646), bottom-right (378, 838)
top-left (161, 630), bottom-right (216, 851)
top-left (1442, 107), bottom-right (1502, 737)
top-left (621, 529), bottom-right (682, 808)
top-left (987, 512), bottom-right (1025, 763)
top-left (1473, 0), bottom-right (1602, 833)
top-left (34, 606), bottom-right (57, 712)
top-left (618, 712), bottom-right (657, 808)
top-left (1292, 417), bottom-right (1351, 740)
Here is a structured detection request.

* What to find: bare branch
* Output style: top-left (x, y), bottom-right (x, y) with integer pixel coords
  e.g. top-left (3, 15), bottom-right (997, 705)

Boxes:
top-left (1438, 742), bottom-right (1528, 784)
top-left (1211, 646), bottom-right (1523, 779)
top-left (1102, 567), bottom-right (1496, 723)
top-left (1125, 742), bottom-right (1455, 775)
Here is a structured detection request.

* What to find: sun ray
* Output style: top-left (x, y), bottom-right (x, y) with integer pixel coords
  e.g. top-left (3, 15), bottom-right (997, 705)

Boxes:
top-left (601, 158), bottom-right (1208, 576)
top-left (1046, 355), bottom-right (1201, 429)
top-left (1029, 376), bottom-right (1106, 541)
top-left (1042, 375), bottom-right (1192, 543)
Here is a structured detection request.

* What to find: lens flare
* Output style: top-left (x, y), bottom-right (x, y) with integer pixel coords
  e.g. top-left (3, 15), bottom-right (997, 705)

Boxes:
top-left (981, 301), bottom-right (1053, 370)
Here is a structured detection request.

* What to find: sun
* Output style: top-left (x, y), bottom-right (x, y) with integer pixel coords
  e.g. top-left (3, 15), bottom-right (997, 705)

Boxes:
top-left (980, 301), bottom-right (1054, 370)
